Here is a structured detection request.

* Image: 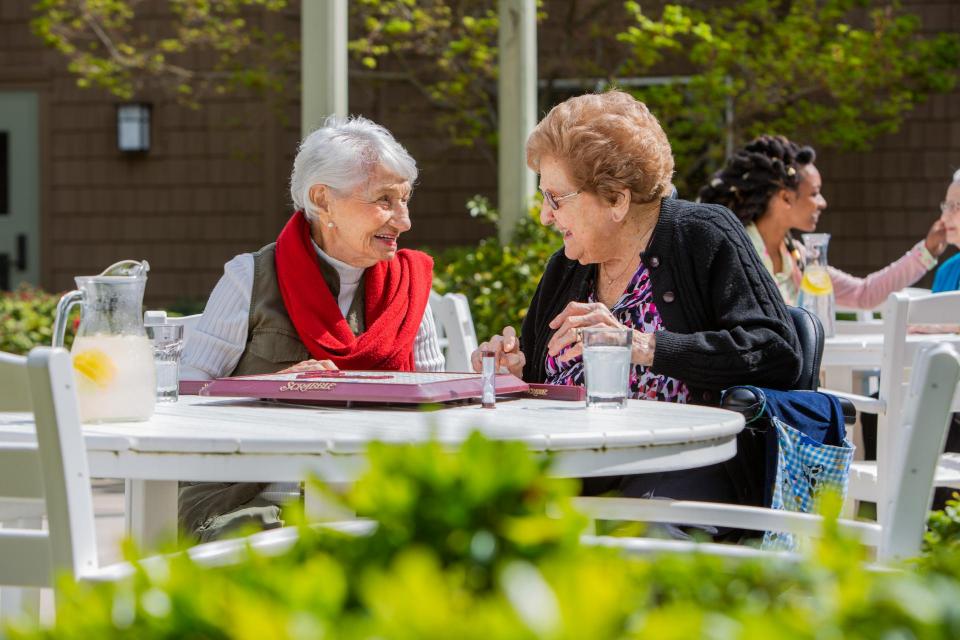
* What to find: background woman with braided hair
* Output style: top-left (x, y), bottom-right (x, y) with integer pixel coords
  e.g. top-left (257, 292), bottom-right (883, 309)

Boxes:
top-left (698, 135), bottom-right (946, 309)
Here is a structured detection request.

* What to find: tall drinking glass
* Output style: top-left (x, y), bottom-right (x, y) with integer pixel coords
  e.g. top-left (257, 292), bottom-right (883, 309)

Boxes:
top-left (582, 327), bottom-right (632, 409)
top-left (145, 324), bottom-right (184, 403)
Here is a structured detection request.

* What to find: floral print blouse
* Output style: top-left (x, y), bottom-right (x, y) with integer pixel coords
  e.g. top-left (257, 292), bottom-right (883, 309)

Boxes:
top-left (544, 260), bottom-right (689, 403)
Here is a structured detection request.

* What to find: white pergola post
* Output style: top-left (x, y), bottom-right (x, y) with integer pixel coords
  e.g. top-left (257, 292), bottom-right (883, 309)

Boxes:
top-left (497, 0), bottom-right (537, 243)
top-left (301, 0), bottom-right (349, 135)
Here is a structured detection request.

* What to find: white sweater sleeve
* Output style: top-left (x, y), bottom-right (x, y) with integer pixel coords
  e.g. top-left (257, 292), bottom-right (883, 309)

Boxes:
top-left (180, 254), bottom-right (254, 380)
top-left (414, 302), bottom-right (446, 372)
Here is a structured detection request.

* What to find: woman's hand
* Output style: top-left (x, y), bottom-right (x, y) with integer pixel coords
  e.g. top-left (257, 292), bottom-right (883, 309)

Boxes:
top-left (925, 219), bottom-right (948, 257)
top-left (470, 326), bottom-right (526, 378)
top-left (278, 359), bottom-right (339, 374)
top-left (547, 301), bottom-right (655, 366)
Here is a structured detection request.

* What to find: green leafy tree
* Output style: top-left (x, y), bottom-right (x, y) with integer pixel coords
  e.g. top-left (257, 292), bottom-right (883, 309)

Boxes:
top-left (31, 0), bottom-right (296, 105)
top-left (615, 0), bottom-right (960, 195)
top-left (349, 0), bottom-right (511, 166)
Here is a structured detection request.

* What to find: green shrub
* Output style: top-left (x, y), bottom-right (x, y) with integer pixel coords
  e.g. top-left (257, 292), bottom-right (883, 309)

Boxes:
top-left (432, 196), bottom-right (562, 341)
top-left (9, 433), bottom-right (960, 639)
top-left (0, 286), bottom-right (72, 354)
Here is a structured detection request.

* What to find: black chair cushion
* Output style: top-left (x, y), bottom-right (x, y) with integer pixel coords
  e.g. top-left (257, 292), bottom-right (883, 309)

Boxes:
top-left (787, 306), bottom-right (824, 391)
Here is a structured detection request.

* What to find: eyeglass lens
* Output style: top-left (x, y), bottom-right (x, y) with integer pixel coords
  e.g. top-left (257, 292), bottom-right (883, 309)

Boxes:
top-left (942, 201), bottom-right (960, 213)
top-left (541, 189), bottom-right (558, 210)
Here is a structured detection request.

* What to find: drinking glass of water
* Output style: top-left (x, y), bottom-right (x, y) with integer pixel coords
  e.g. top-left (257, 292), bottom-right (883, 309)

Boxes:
top-left (145, 324), bottom-right (184, 403)
top-left (582, 327), bottom-right (632, 409)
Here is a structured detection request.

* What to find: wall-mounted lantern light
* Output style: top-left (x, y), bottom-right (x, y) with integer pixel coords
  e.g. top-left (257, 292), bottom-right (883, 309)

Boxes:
top-left (116, 103), bottom-right (151, 153)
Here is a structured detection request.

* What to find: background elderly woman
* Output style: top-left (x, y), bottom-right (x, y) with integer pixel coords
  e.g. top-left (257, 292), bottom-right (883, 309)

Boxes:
top-left (932, 169), bottom-right (960, 292)
top-left (179, 115), bottom-right (443, 541)
top-left (472, 91), bottom-right (801, 506)
top-left (698, 135), bottom-right (946, 308)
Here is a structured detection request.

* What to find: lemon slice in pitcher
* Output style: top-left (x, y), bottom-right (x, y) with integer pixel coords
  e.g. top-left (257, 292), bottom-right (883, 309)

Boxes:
top-left (800, 269), bottom-right (833, 296)
top-left (73, 349), bottom-right (117, 389)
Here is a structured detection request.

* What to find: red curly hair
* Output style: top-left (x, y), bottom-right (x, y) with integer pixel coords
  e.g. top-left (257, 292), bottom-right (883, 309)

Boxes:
top-left (526, 91), bottom-right (674, 206)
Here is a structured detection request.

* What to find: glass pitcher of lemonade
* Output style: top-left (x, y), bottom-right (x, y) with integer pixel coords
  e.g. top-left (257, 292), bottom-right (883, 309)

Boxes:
top-left (797, 233), bottom-right (836, 338)
top-left (53, 260), bottom-right (156, 423)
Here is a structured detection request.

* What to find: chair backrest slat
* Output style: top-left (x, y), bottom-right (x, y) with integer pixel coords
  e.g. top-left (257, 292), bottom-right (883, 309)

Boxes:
top-left (904, 292), bottom-right (960, 325)
top-left (429, 291), bottom-right (479, 372)
top-left (26, 348), bottom-right (99, 578)
top-left (880, 344), bottom-right (960, 561)
top-left (0, 531), bottom-right (53, 587)
top-left (0, 445), bottom-right (44, 500)
top-left (0, 351), bottom-right (32, 412)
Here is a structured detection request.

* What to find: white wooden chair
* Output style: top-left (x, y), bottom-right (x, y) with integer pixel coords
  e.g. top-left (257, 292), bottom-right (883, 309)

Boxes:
top-left (823, 291), bottom-right (960, 519)
top-left (429, 291), bottom-right (479, 372)
top-left (0, 347), bottom-right (363, 622)
top-left (577, 343), bottom-right (960, 563)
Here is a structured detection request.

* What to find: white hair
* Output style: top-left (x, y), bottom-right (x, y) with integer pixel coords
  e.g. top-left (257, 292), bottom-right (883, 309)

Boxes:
top-left (953, 167), bottom-right (960, 184)
top-left (290, 115), bottom-right (418, 221)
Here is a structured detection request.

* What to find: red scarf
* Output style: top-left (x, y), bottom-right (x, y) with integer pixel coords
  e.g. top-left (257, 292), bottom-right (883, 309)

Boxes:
top-left (275, 211), bottom-right (433, 371)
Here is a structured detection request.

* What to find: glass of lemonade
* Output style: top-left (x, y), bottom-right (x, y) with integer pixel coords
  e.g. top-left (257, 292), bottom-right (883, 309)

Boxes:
top-left (582, 327), bottom-right (632, 409)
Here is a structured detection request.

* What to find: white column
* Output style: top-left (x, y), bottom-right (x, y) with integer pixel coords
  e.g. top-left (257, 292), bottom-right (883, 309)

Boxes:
top-left (497, 0), bottom-right (537, 242)
top-left (302, 0), bottom-right (349, 135)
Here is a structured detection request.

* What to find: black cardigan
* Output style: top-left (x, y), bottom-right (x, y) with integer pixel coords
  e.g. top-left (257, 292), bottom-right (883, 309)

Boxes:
top-left (520, 197), bottom-right (802, 405)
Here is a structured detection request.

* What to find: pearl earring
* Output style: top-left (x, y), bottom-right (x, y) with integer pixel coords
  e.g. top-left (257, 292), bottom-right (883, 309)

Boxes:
top-left (327, 221), bottom-right (335, 229)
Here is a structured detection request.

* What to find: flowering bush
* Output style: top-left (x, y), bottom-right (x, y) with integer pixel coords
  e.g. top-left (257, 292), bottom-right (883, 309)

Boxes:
top-left (0, 286), bottom-right (72, 354)
top-left (7, 434), bottom-right (960, 639)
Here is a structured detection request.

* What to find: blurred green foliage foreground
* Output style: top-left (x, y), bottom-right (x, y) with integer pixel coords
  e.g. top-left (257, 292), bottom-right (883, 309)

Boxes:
top-left (6, 433), bottom-right (960, 639)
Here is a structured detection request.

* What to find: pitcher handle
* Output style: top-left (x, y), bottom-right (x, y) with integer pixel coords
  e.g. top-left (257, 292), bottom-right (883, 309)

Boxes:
top-left (53, 289), bottom-right (84, 348)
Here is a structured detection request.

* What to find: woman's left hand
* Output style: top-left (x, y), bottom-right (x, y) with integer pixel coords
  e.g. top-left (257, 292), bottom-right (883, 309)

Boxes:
top-left (278, 359), bottom-right (339, 374)
top-left (546, 301), bottom-right (656, 366)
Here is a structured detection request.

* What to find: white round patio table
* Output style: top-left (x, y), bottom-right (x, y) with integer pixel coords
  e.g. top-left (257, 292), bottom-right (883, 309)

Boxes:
top-left (0, 395), bottom-right (744, 545)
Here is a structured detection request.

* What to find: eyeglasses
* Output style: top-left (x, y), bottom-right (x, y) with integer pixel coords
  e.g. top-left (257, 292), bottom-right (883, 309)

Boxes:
top-left (941, 201), bottom-right (960, 214)
top-left (539, 187), bottom-right (582, 210)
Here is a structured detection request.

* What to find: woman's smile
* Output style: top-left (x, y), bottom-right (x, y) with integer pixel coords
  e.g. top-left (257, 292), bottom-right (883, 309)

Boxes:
top-left (373, 233), bottom-right (399, 249)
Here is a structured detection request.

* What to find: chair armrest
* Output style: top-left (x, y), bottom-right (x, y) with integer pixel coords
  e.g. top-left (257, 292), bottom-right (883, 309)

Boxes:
top-left (85, 520), bottom-right (376, 582)
top-left (722, 388), bottom-right (857, 425)
top-left (818, 389), bottom-right (884, 415)
top-left (572, 497), bottom-right (882, 547)
top-left (582, 535), bottom-right (800, 561)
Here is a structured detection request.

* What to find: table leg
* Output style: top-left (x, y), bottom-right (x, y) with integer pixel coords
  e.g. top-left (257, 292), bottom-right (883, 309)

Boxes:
top-left (125, 480), bottom-right (178, 549)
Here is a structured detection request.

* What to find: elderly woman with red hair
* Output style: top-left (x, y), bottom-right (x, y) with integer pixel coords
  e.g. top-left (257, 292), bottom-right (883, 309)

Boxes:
top-left (473, 91), bottom-right (801, 506)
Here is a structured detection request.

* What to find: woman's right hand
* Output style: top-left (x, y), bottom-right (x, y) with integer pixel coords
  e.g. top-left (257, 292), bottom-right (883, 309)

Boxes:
top-left (470, 326), bottom-right (526, 378)
top-left (278, 359), bottom-right (339, 374)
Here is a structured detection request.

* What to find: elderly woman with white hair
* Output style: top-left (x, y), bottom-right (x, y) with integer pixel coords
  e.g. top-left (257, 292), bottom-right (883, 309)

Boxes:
top-left (179, 115), bottom-right (443, 541)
